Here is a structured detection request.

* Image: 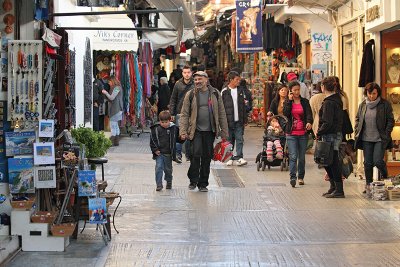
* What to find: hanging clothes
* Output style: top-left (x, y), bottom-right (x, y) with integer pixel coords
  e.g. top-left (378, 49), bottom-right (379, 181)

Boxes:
top-left (358, 39), bottom-right (375, 87)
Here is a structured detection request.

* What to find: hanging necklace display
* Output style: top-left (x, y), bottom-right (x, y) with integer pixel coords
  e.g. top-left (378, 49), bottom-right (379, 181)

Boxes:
top-left (7, 40), bottom-right (43, 123)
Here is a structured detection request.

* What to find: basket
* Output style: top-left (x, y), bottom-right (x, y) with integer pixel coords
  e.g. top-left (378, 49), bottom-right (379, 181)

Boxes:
top-left (387, 188), bottom-right (400, 200)
top-left (51, 223), bottom-right (76, 237)
top-left (31, 211), bottom-right (58, 224)
top-left (98, 192), bottom-right (120, 206)
top-left (10, 197), bottom-right (36, 210)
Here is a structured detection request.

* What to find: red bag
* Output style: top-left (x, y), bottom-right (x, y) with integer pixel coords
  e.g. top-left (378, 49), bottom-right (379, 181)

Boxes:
top-left (213, 140), bottom-right (233, 163)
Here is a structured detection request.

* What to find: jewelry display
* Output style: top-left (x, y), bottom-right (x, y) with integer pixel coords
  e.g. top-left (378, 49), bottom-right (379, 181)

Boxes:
top-left (387, 64), bottom-right (400, 84)
top-left (7, 41), bottom-right (43, 123)
top-left (390, 92), bottom-right (400, 104)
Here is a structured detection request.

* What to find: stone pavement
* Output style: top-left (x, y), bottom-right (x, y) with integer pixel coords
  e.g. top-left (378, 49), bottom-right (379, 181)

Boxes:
top-left (7, 126), bottom-right (400, 266)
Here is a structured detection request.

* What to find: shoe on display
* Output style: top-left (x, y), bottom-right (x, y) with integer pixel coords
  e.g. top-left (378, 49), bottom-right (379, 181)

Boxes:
top-left (188, 182), bottom-right (197, 190)
top-left (226, 160), bottom-right (234, 166)
top-left (236, 158), bottom-right (247, 166)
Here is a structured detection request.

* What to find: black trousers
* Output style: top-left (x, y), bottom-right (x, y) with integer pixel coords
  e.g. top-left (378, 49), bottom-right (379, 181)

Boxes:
top-left (324, 150), bottom-right (342, 182)
top-left (93, 106), bottom-right (99, 131)
top-left (187, 131), bottom-right (215, 187)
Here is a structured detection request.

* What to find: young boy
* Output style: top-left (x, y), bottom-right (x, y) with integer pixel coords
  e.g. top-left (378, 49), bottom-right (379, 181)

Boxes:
top-left (150, 110), bottom-right (183, 191)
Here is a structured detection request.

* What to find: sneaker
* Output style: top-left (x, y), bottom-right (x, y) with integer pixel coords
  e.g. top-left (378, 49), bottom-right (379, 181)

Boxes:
top-left (199, 187), bottom-right (208, 192)
top-left (290, 179), bottom-right (296, 188)
top-left (176, 155), bottom-right (182, 164)
top-left (298, 179), bottom-right (304, 185)
top-left (236, 158), bottom-right (248, 166)
top-left (166, 182), bottom-right (172, 189)
top-left (226, 160), bottom-right (234, 166)
top-left (156, 185), bottom-right (163, 191)
top-left (188, 182), bottom-right (197, 190)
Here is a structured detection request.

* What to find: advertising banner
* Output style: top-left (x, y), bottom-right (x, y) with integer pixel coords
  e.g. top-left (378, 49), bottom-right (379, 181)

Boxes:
top-left (236, 0), bottom-right (263, 53)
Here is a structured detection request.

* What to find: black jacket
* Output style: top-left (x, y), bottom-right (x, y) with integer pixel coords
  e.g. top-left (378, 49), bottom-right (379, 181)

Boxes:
top-left (221, 87), bottom-right (248, 129)
top-left (169, 78), bottom-right (194, 116)
top-left (154, 84), bottom-right (171, 110)
top-left (269, 98), bottom-right (283, 115)
top-left (358, 39), bottom-right (375, 87)
top-left (317, 93), bottom-right (343, 136)
top-left (283, 97), bottom-right (313, 134)
top-left (149, 122), bottom-right (183, 160)
top-left (354, 98), bottom-right (394, 150)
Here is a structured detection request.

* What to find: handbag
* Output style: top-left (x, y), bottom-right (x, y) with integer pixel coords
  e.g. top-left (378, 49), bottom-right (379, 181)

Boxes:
top-left (314, 140), bottom-right (333, 166)
top-left (307, 130), bottom-right (315, 150)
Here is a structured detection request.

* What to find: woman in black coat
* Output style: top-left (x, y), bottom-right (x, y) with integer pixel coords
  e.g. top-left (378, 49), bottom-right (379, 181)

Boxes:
top-left (354, 82), bottom-right (394, 195)
top-left (317, 77), bottom-right (344, 198)
top-left (283, 81), bottom-right (313, 188)
top-left (268, 84), bottom-right (288, 116)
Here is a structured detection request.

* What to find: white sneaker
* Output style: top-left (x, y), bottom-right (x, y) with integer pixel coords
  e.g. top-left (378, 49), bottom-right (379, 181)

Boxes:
top-left (236, 158), bottom-right (248, 166)
top-left (226, 160), bottom-right (234, 166)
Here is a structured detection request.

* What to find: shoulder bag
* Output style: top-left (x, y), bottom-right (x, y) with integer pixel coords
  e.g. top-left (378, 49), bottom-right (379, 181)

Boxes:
top-left (314, 140), bottom-right (333, 166)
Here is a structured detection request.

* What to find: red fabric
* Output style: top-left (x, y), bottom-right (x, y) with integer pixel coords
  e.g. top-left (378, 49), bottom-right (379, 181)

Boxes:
top-left (180, 42), bottom-right (186, 53)
top-left (115, 54), bottom-right (121, 82)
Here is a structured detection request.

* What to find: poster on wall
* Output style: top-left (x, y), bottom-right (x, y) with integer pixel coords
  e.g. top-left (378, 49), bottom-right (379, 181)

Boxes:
top-left (8, 158), bottom-right (35, 194)
top-left (78, 170), bottom-right (97, 197)
top-left (5, 131), bottom-right (35, 157)
top-left (88, 198), bottom-right (107, 224)
top-left (311, 30), bottom-right (332, 74)
top-left (235, 0), bottom-right (263, 53)
top-left (33, 142), bottom-right (55, 165)
top-left (34, 166), bottom-right (56, 188)
top-left (38, 119), bottom-right (54, 137)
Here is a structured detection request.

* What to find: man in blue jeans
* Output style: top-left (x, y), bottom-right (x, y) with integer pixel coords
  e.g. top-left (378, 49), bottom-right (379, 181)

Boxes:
top-left (169, 65), bottom-right (194, 163)
top-left (221, 71), bottom-right (248, 166)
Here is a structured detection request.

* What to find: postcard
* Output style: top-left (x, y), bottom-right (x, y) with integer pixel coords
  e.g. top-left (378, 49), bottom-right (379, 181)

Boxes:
top-left (78, 170), bottom-right (96, 197)
top-left (88, 198), bottom-right (107, 224)
top-left (34, 166), bottom-right (56, 188)
top-left (8, 158), bottom-right (34, 193)
top-left (5, 131), bottom-right (35, 157)
top-left (38, 120), bottom-right (55, 138)
top-left (0, 163), bottom-right (7, 183)
top-left (33, 142), bottom-right (55, 165)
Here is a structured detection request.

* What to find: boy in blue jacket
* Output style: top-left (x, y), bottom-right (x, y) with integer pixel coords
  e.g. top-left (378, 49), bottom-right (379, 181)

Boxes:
top-left (150, 110), bottom-right (184, 191)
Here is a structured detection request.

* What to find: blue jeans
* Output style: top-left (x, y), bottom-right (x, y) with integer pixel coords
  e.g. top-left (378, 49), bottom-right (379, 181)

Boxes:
top-left (228, 122), bottom-right (244, 159)
top-left (110, 111), bottom-right (122, 136)
top-left (155, 154), bottom-right (173, 186)
top-left (362, 141), bottom-right (387, 184)
top-left (286, 134), bottom-right (308, 180)
top-left (175, 114), bottom-right (190, 157)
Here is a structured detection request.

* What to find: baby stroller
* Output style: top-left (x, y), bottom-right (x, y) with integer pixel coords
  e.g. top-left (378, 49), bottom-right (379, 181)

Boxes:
top-left (256, 114), bottom-right (289, 171)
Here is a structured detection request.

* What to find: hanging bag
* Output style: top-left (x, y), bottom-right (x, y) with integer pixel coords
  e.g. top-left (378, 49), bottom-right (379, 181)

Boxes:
top-left (314, 140), bottom-right (334, 166)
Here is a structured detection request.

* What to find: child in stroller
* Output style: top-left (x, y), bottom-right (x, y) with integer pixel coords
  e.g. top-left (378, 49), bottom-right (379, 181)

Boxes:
top-left (256, 115), bottom-right (289, 171)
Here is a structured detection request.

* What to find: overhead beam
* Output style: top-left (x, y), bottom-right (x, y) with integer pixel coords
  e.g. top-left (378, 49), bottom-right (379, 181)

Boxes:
top-left (57, 27), bottom-right (176, 31)
top-left (49, 8), bottom-right (183, 17)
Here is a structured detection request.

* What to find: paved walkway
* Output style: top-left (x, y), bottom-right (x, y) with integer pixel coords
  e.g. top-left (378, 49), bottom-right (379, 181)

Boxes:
top-left (7, 126), bottom-right (400, 266)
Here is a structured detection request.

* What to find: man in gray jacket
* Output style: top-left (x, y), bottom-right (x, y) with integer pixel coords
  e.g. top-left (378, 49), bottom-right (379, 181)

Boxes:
top-left (180, 71), bottom-right (229, 192)
top-left (169, 65), bottom-right (194, 163)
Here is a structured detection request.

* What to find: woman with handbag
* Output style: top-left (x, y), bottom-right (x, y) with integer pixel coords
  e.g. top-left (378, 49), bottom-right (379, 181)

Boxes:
top-left (283, 81), bottom-right (313, 187)
top-left (354, 82), bottom-right (394, 195)
top-left (317, 77), bottom-right (344, 198)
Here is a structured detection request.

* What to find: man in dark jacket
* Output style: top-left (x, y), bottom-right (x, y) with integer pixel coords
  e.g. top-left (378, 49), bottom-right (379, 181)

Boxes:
top-left (221, 71), bottom-right (248, 166)
top-left (169, 65), bottom-right (194, 162)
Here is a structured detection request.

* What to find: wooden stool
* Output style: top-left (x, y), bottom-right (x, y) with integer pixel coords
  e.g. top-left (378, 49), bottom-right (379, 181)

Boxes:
top-left (88, 157), bottom-right (108, 192)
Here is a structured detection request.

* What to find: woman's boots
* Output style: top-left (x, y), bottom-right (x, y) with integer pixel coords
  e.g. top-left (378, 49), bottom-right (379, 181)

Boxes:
top-left (325, 181), bottom-right (345, 198)
top-left (322, 180), bottom-right (336, 196)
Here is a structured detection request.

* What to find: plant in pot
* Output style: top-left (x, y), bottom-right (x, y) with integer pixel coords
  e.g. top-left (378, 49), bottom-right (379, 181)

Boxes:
top-left (71, 127), bottom-right (112, 169)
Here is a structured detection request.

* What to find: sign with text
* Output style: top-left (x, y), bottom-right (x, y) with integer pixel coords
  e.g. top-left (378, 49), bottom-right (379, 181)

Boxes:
top-left (91, 30), bottom-right (138, 51)
top-left (235, 0), bottom-right (263, 53)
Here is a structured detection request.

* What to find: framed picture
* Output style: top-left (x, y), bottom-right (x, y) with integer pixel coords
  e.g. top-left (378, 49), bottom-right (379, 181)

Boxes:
top-left (33, 142), bottom-right (55, 165)
top-left (5, 131), bottom-right (35, 157)
top-left (78, 170), bottom-right (97, 197)
top-left (8, 158), bottom-right (35, 193)
top-left (88, 198), bottom-right (107, 224)
top-left (38, 120), bottom-right (55, 138)
top-left (34, 166), bottom-right (56, 188)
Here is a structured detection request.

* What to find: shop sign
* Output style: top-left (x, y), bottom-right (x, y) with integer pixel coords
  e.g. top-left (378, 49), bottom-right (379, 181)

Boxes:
top-left (91, 30), bottom-right (138, 51)
top-left (235, 0), bottom-right (263, 53)
top-left (366, 5), bottom-right (380, 22)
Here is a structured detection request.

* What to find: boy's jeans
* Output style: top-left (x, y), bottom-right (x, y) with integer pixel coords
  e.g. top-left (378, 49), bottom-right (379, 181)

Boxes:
top-left (228, 122), bottom-right (244, 159)
top-left (155, 154), bottom-right (173, 186)
top-left (286, 134), bottom-right (308, 181)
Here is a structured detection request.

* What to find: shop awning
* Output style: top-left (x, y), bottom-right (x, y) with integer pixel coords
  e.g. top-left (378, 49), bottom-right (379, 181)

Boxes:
top-left (147, 0), bottom-right (195, 30)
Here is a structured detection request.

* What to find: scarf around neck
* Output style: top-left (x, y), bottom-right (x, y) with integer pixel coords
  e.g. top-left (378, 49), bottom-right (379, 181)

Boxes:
top-left (366, 96), bottom-right (380, 109)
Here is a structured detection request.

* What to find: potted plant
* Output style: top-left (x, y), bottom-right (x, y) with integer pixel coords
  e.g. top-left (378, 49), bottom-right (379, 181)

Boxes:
top-left (71, 127), bottom-right (112, 160)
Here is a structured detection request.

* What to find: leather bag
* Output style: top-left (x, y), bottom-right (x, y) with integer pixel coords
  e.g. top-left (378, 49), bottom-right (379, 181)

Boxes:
top-left (314, 140), bottom-right (333, 166)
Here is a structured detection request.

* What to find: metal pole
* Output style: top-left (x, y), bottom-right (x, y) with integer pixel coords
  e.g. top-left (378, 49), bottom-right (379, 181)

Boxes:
top-left (49, 8), bottom-right (183, 17)
top-left (58, 27), bottom-right (176, 31)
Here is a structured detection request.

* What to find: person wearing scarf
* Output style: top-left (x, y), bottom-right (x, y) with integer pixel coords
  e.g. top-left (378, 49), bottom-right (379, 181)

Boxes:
top-left (354, 82), bottom-right (394, 196)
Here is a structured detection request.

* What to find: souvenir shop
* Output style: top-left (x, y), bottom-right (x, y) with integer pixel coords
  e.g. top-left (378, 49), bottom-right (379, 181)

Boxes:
top-left (0, 1), bottom-right (137, 259)
top-left (92, 39), bottom-right (156, 135)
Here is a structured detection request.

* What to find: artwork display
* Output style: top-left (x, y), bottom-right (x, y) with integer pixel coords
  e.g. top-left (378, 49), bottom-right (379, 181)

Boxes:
top-left (38, 119), bottom-right (54, 137)
top-left (8, 157), bottom-right (34, 193)
top-left (33, 142), bottom-right (55, 165)
top-left (5, 131), bottom-right (35, 156)
top-left (88, 198), bottom-right (107, 224)
top-left (34, 166), bottom-right (56, 188)
top-left (78, 170), bottom-right (96, 197)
